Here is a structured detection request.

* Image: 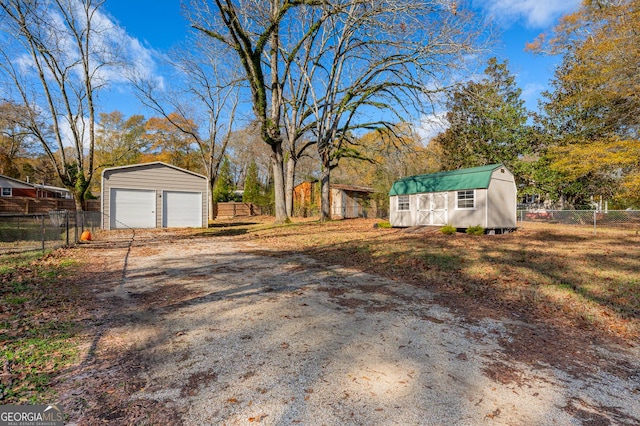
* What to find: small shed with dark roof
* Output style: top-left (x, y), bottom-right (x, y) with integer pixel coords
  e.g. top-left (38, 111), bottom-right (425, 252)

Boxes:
top-left (293, 181), bottom-right (376, 219)
top-left (389, 164), bottom-right (516, 232)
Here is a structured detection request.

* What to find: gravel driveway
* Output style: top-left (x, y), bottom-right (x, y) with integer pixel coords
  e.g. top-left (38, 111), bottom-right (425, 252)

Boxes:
top-left (63, 230), bottom-right (640, 425)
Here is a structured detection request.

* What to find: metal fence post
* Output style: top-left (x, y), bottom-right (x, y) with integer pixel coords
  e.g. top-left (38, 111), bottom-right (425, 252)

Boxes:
top-left (41, 214), bottom-right (45, 252)
top-left (593, 210), bottom-right (597, 235)
top-left (66, 210), bottom-right (70, 246)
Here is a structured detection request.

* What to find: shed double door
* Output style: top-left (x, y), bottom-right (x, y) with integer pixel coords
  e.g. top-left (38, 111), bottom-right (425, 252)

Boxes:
top-left (417, 192), bottom-right (448, 226)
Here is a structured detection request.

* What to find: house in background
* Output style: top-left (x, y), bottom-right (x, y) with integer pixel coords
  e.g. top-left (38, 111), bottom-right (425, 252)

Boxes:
top-left (293, 181), bottom-right (376, 219)
top-left (0, 174), bottom-right (72, 199)
top-left (101, 162), bottom-right (208, 230)
top-left (389, 164), bottom-right (517, 233)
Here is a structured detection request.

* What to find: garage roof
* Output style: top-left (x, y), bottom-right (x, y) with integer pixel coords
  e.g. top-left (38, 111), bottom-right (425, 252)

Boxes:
top-left (102, 161), bottom-right (206, 179)
top-left (389, 164), bottom-right (505, 196)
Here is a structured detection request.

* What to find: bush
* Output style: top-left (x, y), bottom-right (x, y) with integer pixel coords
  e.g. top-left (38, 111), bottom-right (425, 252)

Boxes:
top-left (440, 224), bottom-right (457, 235)
top-left (376, 221), bottom-right (392, 229)
top-left (466, 225), bottom-right (485, 235)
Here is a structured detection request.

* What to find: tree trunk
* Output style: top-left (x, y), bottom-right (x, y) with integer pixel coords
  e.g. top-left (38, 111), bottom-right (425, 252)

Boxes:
top-left (285, 155), bottom-right (296, 217)
top-left (209, 178), bottom-right (217, 221)
top-left (271, 143), bottom-right (288, 223)
top-left (73, 194), bottom-right (84, 212)
top-left (320, 155), bottom-right (331, 222)
top-left (72, 173), bottom-right (88, 212)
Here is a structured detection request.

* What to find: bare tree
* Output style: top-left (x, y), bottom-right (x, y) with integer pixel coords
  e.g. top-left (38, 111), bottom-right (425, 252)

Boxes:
top-left (226, 121), bottom-right (273, 191)
top-left (187, 0), bottom-right (334, 223)
top-left (279, 6), bottom-right (327, 217)
top-left (188, 0), bottom-right (487, 222)
top-left (0, 0), bottom-right (120, 209)
top-left (132, 34), bottom-right (240, 220)
top-left (286, 1), bottom-right (487, 220)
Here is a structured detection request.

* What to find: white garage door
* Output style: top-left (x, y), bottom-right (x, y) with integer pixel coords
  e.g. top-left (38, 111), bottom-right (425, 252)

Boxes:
top-left (163, 191), bottom-right (202, 228)
top-left (110, 188), bottom-right (156, 229)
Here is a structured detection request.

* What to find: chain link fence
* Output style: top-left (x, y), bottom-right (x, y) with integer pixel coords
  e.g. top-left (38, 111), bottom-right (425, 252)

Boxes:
top-left (0, 211), bottom-right (101, 255)
top-left (518, 210), bottom-right (640, 234)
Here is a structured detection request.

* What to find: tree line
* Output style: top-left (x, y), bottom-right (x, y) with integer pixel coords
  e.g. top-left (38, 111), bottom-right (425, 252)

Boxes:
top-left (1, 0), bottom-right (637, 220)
top-left (431, 0), bottom-right (639, 209)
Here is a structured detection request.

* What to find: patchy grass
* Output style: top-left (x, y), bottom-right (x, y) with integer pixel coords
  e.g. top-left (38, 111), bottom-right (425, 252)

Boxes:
top-left (0, 250), bottom-right (83, 403)
top-left (208, 217), bottom-right (640, 340)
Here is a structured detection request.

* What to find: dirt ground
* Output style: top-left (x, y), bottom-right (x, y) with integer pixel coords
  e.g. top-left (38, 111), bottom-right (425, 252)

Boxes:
top-left (57, 227), bottom-right (640, 425)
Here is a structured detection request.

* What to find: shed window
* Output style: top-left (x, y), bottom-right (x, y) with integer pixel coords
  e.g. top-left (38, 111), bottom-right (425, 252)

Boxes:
top-left (1, 188), bottom-right (11, 197)
top-left (456, 190), bottom-right (475, 209)
top-left (397, 195), bottom-right (410, 211)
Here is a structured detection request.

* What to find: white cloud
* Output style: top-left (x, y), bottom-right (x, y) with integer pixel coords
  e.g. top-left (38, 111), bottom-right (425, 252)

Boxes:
top-left (89, 5), bottom-right (164, 89)
top-left (415, 112), bottom-right (449, 144)
top-left (521, 82), bottom-right (546, 107)
top-left (474, 0), bottom-right (582, 28)
top-left (32, 1), bottom-right (163, 90)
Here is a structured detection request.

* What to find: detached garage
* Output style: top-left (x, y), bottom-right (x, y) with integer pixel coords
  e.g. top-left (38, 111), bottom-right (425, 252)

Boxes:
top-left (389, 164), bottom-right (517, 232)
top-left (101, 162), bottom-right (208, 230)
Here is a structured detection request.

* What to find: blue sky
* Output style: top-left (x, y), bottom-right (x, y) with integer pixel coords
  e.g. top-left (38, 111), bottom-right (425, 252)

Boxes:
top-left (101, 0), bottom-right (582, 128)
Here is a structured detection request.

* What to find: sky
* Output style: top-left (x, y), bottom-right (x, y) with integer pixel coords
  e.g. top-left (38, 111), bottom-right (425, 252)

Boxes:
top-left (100, 0), bottom-right (582, 135)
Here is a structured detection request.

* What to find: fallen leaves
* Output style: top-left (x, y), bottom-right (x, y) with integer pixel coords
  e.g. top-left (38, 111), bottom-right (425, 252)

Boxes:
top-left (486, 408), bottom-right (501, 419)
top-left (233, 218), bottom-right (639, 340)
top-left (304, 388), bottom-right (313, 401)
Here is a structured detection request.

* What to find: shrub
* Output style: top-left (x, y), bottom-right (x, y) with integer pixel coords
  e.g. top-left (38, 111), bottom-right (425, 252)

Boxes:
top-left (440, 224), bottom-right (457, 235)
top-left (466, 225), bottom-right (485, 235)
top-left (376, 221), bottom-right (392, 229)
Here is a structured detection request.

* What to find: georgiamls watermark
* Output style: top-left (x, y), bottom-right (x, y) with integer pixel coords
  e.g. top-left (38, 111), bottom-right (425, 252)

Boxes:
top-left (0, 405), bottom-right (64, 426)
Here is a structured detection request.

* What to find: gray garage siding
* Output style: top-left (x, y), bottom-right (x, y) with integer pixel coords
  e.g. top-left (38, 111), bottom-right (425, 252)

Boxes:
top-left (101, 162), bottom-right (208, 230)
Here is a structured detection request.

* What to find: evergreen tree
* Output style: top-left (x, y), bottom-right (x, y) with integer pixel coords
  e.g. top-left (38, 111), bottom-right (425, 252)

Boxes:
top-left (433, 58), bottom-right (532, 182)
top-left (243, 160), bottom-right (261, 204)
top-left (212, 157), bottom-right (235, 202)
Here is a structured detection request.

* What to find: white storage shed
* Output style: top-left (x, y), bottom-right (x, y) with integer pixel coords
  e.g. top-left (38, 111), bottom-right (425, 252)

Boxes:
top-left (389, 164), bottom-right (517, 232)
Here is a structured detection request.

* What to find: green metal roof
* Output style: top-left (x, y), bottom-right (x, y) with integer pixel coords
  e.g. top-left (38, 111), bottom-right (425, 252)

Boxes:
top-left (389, 164), bottom-right (504, 196)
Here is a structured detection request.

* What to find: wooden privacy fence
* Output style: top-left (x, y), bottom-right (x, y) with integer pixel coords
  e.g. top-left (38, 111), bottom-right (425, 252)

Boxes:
top-left (0, 197), bottom-right (100, 214)
top-left (216, 202), bottom-right (262, 218)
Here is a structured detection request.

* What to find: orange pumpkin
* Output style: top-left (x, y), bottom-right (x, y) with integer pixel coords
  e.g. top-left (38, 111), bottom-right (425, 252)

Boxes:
top-left (80, 230), bottom-right (92, 241)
